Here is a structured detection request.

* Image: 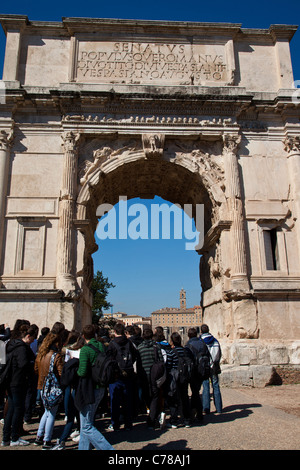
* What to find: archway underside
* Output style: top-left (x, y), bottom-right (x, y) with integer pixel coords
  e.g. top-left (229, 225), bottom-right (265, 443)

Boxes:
top-left (85, 158), bottom-right (213, 235)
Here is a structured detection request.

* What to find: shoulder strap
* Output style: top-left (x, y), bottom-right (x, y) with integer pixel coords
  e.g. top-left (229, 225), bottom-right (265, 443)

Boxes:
top-left (153, 344), bottom-right (159, 362)
top-left (87, 343), bottom-right (100, 354)
top-left (49, 352), bottom-right (57, 373)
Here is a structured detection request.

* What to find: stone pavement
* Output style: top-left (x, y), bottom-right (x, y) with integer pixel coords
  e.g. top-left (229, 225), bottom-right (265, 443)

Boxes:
top-left (1, 384), bottom-right (299, 451)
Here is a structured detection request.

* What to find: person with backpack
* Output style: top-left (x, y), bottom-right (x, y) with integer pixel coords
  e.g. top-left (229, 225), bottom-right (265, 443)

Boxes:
top-left (200, 324), bottom-right (223, 415)
top-left (185, 327), bottom-right (210, 424)
top-left (51, 333), bottom-right (84, 450)
top-left (0, 323), bottom-right (10, 422)
top-left (166, 332), bottom-right (194, 428)
top-left (106, 322), bottom-right (137, 432)
top-left (34, 322), bottom-right (66, 449)
top-left (75, 324), bottom-right (114, 450)
top-left (137, 328), bottom-right (164, 429)
top-left (1, 323), bottom-right (38, 447)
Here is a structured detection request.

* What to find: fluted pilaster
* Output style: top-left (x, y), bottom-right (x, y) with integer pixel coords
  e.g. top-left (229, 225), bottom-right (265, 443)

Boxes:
top-left (223, 133), bottom-right (249, 291)
top-left (284, 135), bottom-right (300, 260)
top-left (56, 131), bottom-right (80, 292)
top-left (0, 129), bottom-right (13, 278)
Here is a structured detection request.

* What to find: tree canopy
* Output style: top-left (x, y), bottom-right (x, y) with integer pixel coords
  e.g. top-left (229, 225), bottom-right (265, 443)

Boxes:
top-left (91, 270), bottom-right (115, 324)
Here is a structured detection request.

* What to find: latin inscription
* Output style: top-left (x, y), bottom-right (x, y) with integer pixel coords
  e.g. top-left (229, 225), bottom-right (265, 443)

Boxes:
top-left (76, 42), bottom-right (228, 84)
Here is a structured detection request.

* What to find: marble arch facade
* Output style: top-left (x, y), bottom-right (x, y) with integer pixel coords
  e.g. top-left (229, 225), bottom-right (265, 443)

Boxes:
top-left (0, 15), bottom-right (300, 367)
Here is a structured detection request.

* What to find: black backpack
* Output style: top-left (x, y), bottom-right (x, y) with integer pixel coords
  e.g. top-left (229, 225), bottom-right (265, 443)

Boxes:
top-left (112, 341), bottom-right (134, 378)
top-left (189, 339), bottom-right (211, 381)
top-left (173, 348), bottom-right (194, 384)
top-left (87, 343), bottom-right (119, 386)
top-left (150, 345), bottom-right (166, 388)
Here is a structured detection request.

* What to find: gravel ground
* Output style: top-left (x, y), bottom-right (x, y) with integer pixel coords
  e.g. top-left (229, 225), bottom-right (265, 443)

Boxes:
top-left (1, 383), bottom-right (299, 451)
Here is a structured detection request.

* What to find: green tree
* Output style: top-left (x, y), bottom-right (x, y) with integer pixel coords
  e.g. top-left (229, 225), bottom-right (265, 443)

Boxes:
top-left (91, 270), bottom-right (115, 324)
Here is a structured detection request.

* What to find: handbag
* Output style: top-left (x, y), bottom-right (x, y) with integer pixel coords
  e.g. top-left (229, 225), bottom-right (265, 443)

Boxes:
top-left (42, 352), bottom-right (63, 410)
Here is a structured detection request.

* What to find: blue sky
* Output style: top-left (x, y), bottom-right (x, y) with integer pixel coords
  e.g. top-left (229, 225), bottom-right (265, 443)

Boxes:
top-left (0, 1), bottom-right (299, 316)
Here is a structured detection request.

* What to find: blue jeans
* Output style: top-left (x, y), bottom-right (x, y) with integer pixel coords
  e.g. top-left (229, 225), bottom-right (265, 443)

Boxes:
top-left (202, 374), bottom-right (223, 413)
top-left (37, 402), bottom-right (59, 442)
top-left (59, 386), bottom-right (79, 443)
top-left (79, 388), bottom-right (114, 450)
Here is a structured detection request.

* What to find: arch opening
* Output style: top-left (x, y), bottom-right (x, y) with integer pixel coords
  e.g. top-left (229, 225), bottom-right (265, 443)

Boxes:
top-left (75, 147), bottom-right (220, 328)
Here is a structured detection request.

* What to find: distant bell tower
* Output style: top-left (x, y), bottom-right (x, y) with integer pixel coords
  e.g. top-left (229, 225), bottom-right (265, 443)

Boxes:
top-left (180, 288), bottom-right (186, 310)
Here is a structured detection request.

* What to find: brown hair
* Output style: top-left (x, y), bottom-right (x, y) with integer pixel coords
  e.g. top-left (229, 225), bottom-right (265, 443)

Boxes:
top-left (19, 324), bottom-right (38, 340)
top-left (36, 322), bottom-right (65, 358)
top-left (170, 332), bottom-right (182, 346)
top-left (82, 324), bottom-right (96, 341)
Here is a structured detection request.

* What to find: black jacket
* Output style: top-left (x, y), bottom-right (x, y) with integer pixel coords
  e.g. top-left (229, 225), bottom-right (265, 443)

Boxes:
top-left (6, 339), bottom-right (35, 388)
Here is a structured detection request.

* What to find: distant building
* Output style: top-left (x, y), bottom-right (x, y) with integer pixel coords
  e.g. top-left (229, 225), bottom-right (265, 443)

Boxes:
top-left (151, 289), bottom-right (202, 343)
top-left (102, 311), bottom-right (151, 331)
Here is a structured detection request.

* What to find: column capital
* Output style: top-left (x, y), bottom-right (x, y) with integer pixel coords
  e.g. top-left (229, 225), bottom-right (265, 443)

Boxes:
top-left (0, 129), bottom-right (13, 151)
top-left (222, 133), bottom-right (241, 156)
top-left (283, 135), bottom-right (300, 156)
top-left (61, 131), bottom-right (80, 153)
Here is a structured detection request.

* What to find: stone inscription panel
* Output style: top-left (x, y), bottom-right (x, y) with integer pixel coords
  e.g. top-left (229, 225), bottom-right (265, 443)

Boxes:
top-left (76, 41), bottom-right (229, 85)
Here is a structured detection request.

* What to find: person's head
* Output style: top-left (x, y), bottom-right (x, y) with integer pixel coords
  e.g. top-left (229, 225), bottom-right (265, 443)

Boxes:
top-left (133, 325), bottom-right (141, 337)
top-left (41, 327), bottom-right (50, 337)
top-left (114, 322), bottom-right (125, 336)
top-left (82, 324), bottom-right (96, 341)
top-left (200, 324), bottom-right (210, 334)
top-left (37, 322), bottom-right (66, 358)
top-left (70, 335), bottom-right (85, 350)
top-left (65, 329), bottom-right (80, 346)
top-left (125, 325), bottom-right (135, 337)
top-left (142, 328), bottom-right (153, 340)
top-left (20, 324), bottom-right (38, 345)
top-left (170, 332), bottom-right (181, 347)
top-left (11, 319), bottom-right (30, 339)
top-left (188, 327), bottom-right (198, 339)
top-left (154, 326), bottom-right (165, 342)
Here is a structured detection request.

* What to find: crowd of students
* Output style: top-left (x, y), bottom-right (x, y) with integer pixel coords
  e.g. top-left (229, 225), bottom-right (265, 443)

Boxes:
top-left (0, 319), bottom-right (222, 450)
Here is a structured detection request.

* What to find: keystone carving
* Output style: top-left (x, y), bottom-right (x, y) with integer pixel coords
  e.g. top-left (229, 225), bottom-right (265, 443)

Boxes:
top-left (142, 133), bottom-right (165, 159)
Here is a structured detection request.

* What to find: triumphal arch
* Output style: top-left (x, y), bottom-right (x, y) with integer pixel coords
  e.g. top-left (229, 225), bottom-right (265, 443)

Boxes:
top-left (0, 15), bottom-right (300, 375)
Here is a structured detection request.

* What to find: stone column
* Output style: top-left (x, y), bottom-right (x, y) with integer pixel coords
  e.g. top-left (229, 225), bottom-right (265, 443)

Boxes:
top-left (222, 133), bottom-right (249, 291)
top-left (284, 135), bottom-right (300, 259)
top-left (56, 131), bottom-right (80, 293)
top-left (0, 129), bottom-right (13, 278)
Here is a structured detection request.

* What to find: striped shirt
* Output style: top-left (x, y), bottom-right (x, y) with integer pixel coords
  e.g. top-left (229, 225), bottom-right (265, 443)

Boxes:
top-left (166, 346), bottom-right (186, 371)
top-left (137, 339), bottom-right (163, 378)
